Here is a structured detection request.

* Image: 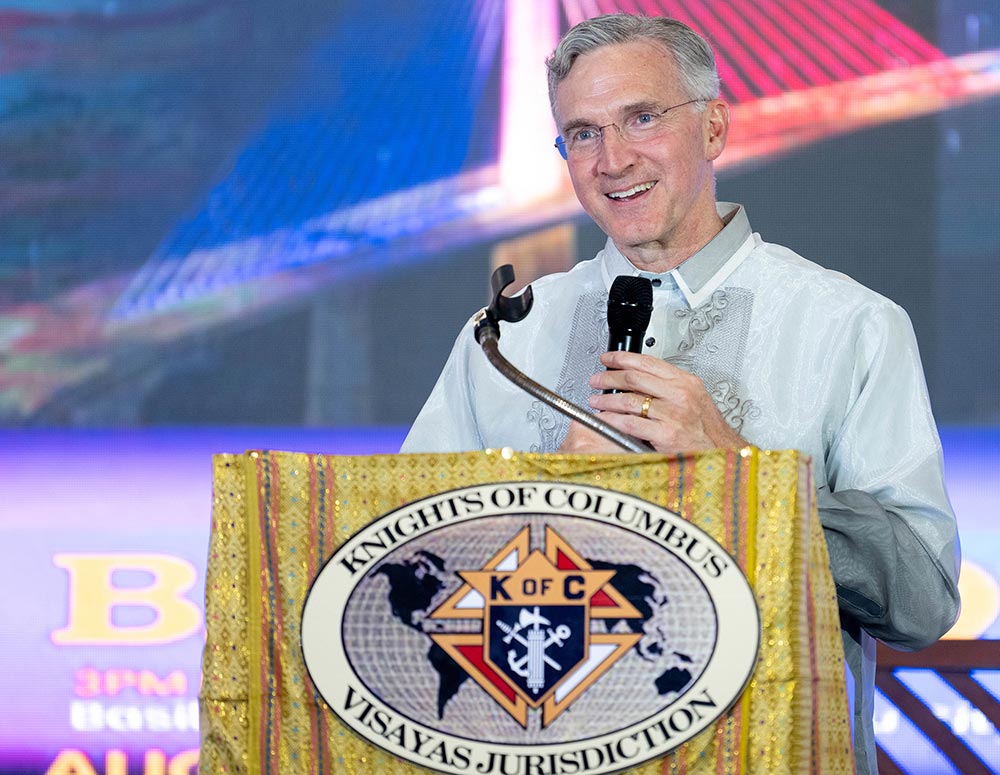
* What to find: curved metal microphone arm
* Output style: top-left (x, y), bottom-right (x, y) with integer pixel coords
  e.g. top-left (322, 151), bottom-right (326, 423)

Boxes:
top-left (473, 265), bottom-right (651, 455)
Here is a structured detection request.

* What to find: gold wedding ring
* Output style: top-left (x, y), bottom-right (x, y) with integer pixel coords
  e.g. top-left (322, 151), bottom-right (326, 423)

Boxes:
top-left (640, 394), bottom-right (652, 419)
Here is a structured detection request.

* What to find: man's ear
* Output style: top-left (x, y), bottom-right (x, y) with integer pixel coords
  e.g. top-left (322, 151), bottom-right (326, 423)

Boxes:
top-left (703, 99), bottom-right (729, 161)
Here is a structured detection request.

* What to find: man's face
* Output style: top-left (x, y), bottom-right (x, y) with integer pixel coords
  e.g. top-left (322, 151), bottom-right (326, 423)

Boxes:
top-left (553, 40), bottom-right (728, 269)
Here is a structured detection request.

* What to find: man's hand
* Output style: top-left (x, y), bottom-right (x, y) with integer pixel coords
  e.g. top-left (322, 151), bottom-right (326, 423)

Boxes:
top-left (559, 351), bottom-right (747, 454)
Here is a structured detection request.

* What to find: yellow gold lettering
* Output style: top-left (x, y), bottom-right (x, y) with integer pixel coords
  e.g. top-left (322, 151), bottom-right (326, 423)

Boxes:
top-left (44, 750), bottom-right (98, 775)
top-left (52, 554), bottom-right (201, 646)
top-left (167, 749), bottom-right (199, 775)
top-left (144, 749), bottom-right (166, 775)
top-left (105, 750), bottom-right (127, 775)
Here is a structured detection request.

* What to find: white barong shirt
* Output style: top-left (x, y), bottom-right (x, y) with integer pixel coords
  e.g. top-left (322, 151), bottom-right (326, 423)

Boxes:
top-left (403, 203), bottom-right (961, 775)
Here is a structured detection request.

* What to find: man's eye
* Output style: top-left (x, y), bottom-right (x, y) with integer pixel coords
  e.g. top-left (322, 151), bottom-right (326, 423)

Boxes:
top-left (634, 112), bottom-right (657, 125)
top-left (573, 127), bottom-right (598, 143)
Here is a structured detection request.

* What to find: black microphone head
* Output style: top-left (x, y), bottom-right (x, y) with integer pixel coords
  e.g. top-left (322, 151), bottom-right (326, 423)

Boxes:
top-left (607, 275), bottom-right (654, 338)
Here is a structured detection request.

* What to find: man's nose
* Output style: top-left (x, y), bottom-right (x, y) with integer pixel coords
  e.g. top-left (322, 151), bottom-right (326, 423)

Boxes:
top-left (597, 125), bottom-right (635, 173)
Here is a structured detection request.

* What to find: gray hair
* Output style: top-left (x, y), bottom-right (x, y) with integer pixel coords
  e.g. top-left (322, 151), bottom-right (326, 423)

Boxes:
top-left (545, 14), bottom-right (720, 115)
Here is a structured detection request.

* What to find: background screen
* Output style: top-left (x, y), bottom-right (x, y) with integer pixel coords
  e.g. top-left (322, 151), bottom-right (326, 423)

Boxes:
top-left (1, 1), bottom-right (998, 773)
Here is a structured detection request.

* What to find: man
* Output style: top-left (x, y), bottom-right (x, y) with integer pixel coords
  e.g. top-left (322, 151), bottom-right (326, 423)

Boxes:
top-left (402, 14), bottom-right (960, 774)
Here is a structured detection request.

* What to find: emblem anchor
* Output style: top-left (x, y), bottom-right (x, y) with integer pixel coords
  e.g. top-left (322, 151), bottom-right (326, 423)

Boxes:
top-left (495, 606), bottom-right (572, 694)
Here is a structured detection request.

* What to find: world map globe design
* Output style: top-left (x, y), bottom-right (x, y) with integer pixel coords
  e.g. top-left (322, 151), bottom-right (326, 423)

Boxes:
top-left (340, 514), bottom-right (719, 744)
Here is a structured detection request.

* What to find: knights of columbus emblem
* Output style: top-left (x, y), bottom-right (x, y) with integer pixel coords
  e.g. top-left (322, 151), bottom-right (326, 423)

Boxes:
top-left (429, 526), bottom-right (643, 728)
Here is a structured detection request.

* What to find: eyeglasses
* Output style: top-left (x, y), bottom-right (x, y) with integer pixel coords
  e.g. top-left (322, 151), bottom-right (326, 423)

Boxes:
top-left (554, 99), bottom-right (706, 160)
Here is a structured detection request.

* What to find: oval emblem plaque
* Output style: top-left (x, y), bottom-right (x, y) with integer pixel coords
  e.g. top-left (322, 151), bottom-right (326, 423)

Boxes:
top-left (302, 482), bottom-right (760, 775)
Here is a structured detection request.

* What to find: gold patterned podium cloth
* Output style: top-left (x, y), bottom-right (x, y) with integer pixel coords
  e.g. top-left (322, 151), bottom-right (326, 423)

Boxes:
top-left (200, 447), bottom-right (854, 775)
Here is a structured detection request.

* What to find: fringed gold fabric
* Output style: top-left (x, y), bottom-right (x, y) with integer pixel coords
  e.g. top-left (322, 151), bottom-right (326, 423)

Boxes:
top-left (199, 448), bottom-right (854, 775)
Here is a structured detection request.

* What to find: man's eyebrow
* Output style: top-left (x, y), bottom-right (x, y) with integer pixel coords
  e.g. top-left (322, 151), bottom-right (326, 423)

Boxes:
top-left (559, 117), bottom-right (596, 133)
top-left (620, 100), bottom-right (663, 115)
top-left (559, 100), bottom-right (666, 133)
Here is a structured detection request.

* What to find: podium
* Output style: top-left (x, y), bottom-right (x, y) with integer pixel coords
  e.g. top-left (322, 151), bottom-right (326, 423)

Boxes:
top-left (200, 447), bottom-right (854, 774)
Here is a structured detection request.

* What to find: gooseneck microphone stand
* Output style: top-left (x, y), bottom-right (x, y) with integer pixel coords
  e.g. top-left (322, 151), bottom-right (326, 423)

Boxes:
top-left (473, 265), bottom-right (651, 454)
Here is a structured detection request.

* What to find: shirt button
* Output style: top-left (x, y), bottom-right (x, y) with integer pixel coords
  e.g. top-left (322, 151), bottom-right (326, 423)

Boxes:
top-left (645, 337), bottom-right (656, 347)
top-left (651, 278), bottom-right (662, 287)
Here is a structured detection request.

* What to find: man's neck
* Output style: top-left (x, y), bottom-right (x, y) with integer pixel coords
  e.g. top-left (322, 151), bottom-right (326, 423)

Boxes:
top-left (619, 212), bottom-right (726, 273)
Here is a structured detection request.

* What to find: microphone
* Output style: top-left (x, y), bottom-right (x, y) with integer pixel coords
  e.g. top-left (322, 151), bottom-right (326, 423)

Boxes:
top-left (605, 275), bottom-right (653, 393)
top-left (473, 263), bottom-right (650, 453)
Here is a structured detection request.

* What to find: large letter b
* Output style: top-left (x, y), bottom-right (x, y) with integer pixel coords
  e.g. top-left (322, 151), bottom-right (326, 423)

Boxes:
top-left (52, 554), bottom-right (201, 646)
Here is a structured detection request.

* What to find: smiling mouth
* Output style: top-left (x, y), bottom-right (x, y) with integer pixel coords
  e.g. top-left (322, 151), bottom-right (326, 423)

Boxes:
top-left (606, 181), bottom-right (656, 201)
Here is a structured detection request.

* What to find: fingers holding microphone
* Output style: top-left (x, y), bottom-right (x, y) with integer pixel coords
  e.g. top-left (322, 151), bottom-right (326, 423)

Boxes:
top-left (582, 274), bottom-right (687, 452)
top-left (587, 351), bottom-right (668, 439)
top-left (562, 274), bottom-right (745, 454)
top-left (560, 275), bottom-right (656, 455)
top-left (588, 350), bottom-right (747, 453)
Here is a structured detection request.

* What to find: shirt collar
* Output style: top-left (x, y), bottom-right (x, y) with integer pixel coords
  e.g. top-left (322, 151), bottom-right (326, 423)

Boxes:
top-left (599, 202), bottom-right (755, 308)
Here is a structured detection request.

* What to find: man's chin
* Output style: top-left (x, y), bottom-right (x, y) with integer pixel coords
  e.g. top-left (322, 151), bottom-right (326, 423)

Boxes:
top-left (606, 229), bottom-right (659, 254)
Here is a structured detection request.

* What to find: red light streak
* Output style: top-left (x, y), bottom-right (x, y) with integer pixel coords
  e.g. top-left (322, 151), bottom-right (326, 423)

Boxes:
top-left (845, 0), bottom-right (944, 62)
top-left (749, 0), bottom-right (855, 82)
top-left (630, 0), bottom-right (753, 102)
top-left (671, 0), bottom-right (782, 98)
top-left (791, 0), bottom-right (889, 75)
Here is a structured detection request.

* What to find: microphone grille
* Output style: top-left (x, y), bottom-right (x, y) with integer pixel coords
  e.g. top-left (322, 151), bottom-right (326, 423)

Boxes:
top-left (608, 275), bottom-right (654, 330)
